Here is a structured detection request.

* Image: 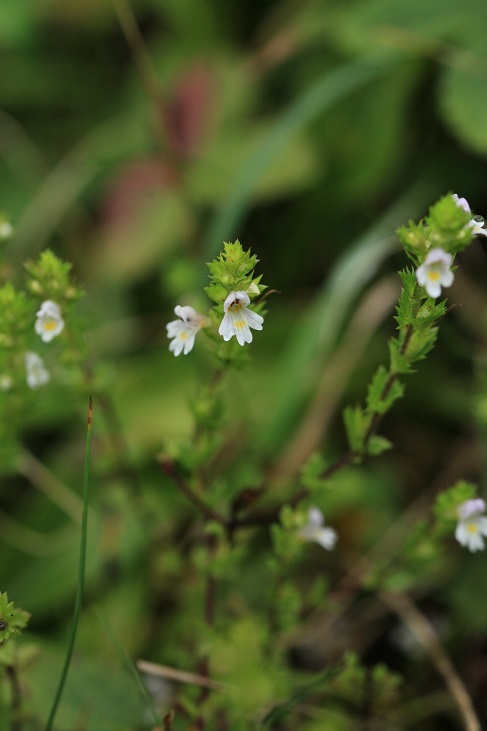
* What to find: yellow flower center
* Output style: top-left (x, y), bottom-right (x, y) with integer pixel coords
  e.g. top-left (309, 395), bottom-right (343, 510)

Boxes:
top-left (44, 320), bottom-right (58, 331)
top-left (466, 522), bottom-right (478, 534)
top-left (427, 270), bottom-right (441, 282)
top-left (234, 319), bottom-right (245, 329)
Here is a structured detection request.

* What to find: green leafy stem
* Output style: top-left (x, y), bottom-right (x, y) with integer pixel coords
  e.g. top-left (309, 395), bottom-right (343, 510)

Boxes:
top-left (163, 268), bottom-right (448, 531)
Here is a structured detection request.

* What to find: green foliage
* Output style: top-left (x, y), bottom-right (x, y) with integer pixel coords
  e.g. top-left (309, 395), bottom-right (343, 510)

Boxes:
top-left (343, 404), bottom-right (371, 456)
top-left (2, 0), bottom-right (487, 724)
top-left (366, 366), bottom-right (404, 414)
top-left (397, 194), bottom-right (473, 263)
top-left (0, 592), bottom-right (29, 648)
top-left (434, 480), bottom-right (477, 532)
top-left (300, 452), bottom-right (332, 491)
top-left (205, 240), bottom-right (265, 310)
top-left (426, 194), bottom-right (473, 253)
top-left (24, 249), bottom-right (82, 304)
top-left (329, 652), bottom-right (401, 711)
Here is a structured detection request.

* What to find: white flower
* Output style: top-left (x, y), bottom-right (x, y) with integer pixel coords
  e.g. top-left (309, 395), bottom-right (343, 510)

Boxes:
top-left (455, 498), bottom-right (487, 552)
top-left (25, 352), bottom-right (50, 389)
top-left (166, 305), bottom-right (205, 356)
top-left (0, 375), bottom-right (12, 391)
top-left (298, 507), bottom-right (337, 551)
top-left (452, 193), bottom-right (470, 213)
top-left (415, 248), bottom-right (454, 299)
top-left (0, 221), bottom-right (13, 240)
top-left (35, 300), bottom-right (64, 343)
top-left (218, 291), bottom-right (263, 346)
top-left (452, 193), bottom-right (487, 237)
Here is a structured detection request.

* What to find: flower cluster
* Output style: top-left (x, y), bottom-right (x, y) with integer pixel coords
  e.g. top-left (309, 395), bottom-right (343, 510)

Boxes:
top-left (414, 194), bottom-right (486, 299)
top-left (166, 242), bottom-right (265, 357)
top-left (25, 299), bottom-right (65, 388)
top-left (455, 498), bottom-right (487, 552)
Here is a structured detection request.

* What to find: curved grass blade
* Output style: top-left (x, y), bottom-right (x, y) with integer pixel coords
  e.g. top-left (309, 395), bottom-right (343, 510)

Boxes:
top-left (44, 397), bottom-right (93, 731)
top-left (93, 607), bottom-right (162, 728)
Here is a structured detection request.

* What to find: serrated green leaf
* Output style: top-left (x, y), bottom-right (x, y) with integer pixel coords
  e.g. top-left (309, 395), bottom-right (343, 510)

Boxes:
top-left (343, 405), bottom-right (371, 454)
top-left (204, 282), bottom-right (228, 305)
top-left (388, 339), bottom-right (414, 375)
top-left (434, 480), bottom-right (477, 523)
top-left (413, 301), bottom-right (447, 329)
top-left (0, 591), bottom-right (29, 646)
top-left (406, 327), bottom-right (439, 363)
top-left (398, 267), bottom-right (418, 296)
top-left (366, 366), bottom-right (389, 411)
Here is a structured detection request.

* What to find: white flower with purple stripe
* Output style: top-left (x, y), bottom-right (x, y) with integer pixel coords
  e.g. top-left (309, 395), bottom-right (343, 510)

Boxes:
top-left (166, 305), bottom-right (205, 356)
top-left (218, 291), bottom-right (263, 346)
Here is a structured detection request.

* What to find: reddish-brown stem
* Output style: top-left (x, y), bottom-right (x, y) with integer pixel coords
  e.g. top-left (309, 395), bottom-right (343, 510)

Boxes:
top-left (194, 536), bottom-right (217, 730)
top-left (160, 458), bottom-right (227, 525)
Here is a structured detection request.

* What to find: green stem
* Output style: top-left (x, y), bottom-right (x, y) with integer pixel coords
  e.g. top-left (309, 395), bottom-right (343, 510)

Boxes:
top-left (44, 397), bottom-right (93, 731)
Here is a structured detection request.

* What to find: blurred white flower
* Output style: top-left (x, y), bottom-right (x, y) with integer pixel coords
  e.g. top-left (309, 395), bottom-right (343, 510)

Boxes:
top-left (218, 291), bottom-right (263, 346)
top-left (452, 193), bottom-right (487, 237)
top-left (0, 375), bottom-right (13, 391)
top-left (25, 352), bottom-right (50, 389)
top-left (455, 498), bottom-right (487, 552)
top-left (415, 248), bottom-right (453, 298)
top-left (298, 507), bottom-right (337, 551)
top-left (0, 221), bottom-right (13, 240)
top-left (35, 300), bottom-right (64, 342)
top-left (166, 305), bottom-right (205, 356)
top-left (452, 193), bottom-right (470, 213)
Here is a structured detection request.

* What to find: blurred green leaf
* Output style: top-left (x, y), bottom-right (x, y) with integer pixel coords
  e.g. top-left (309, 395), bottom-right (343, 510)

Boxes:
top-left (439, 52), bottom-right (487, 155)
top-left (204, 51), bottom-right (400, 258)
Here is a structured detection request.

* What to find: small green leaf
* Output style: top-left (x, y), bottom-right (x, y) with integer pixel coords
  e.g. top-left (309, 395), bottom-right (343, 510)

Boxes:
top-left (343, 405), bottom-right (371, 454)
top-left (366, 366), bottom-right (389, 412)
top-left (388, 339), bottom-right (413, 375)
top-left (366, 435), bottom-right (394, 456)
top-left (405, 327), bottom-right (439, 363)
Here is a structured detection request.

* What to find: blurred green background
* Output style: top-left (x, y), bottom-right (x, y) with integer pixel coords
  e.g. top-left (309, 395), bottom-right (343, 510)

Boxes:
top-left (1, 0), bottom-right (487, 728)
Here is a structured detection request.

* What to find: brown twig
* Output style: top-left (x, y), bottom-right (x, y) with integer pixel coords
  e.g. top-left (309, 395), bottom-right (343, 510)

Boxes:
top-left (136, 660), bottom-right (224, 692)
top-left (379, 590), bottom-right (481, 731)
top-left (160, 458), bottom-right (227, 525)
top-left (229, 314), bottom-right (415, 531)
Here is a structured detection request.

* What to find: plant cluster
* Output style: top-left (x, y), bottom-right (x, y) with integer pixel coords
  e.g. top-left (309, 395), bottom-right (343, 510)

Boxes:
top-left (1, 193), bottom-right (487, 730)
